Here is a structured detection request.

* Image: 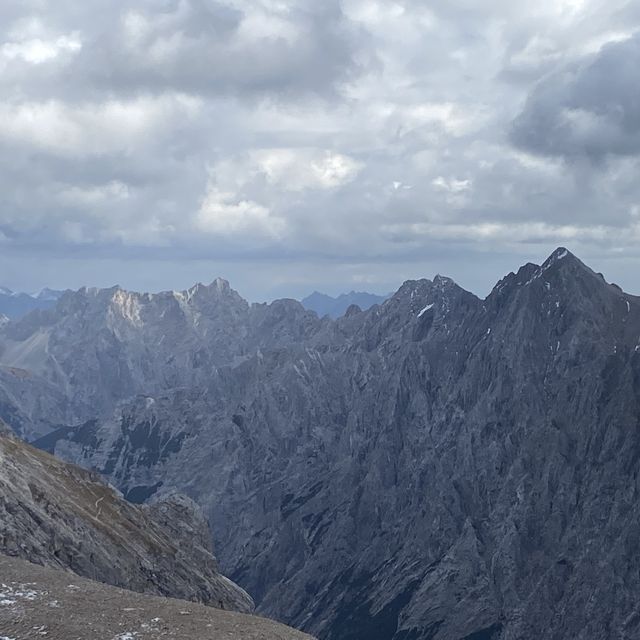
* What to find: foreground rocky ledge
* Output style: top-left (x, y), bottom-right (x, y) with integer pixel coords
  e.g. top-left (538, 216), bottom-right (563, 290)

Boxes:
top-left (0, 554), bottom-right (314, 640)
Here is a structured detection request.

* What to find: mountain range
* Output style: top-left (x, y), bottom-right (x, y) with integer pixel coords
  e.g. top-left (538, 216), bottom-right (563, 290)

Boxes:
top-left (0, 287), bottom-right (65, 320)
top-left (301, 291), bottom-right (390, 318)
top-left (0, 286), bottom-right (387, 322)
top-left (1, 248), bottom-right (639, 639)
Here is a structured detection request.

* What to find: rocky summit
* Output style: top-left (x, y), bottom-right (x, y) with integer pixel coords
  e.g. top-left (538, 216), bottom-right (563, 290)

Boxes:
top-left (1, 248), bottom-right (640, 639)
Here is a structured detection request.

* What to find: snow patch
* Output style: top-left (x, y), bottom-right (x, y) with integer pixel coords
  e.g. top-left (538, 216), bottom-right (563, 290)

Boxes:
top-left (0, 583), bottom-right (41, 605)
top-left (418, 303), bottom-right (434, 317)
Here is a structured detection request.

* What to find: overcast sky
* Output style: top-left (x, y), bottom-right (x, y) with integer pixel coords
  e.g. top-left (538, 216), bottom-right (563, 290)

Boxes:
top-left (1, 0), bottom-right (639, 300)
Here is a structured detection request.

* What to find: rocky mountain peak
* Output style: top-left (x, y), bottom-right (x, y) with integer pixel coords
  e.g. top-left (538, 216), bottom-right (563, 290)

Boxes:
top-left (344, 303), bottom-right (362, 318)
top-left (211, 276), bottom-right (232, 293)
top-left (488, 247), bottom-right (613, 310)
top-left (432, 273), bottom-right (457, 289)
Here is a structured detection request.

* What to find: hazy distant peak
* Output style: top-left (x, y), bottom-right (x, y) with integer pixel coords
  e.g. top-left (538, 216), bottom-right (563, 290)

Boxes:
top-left (0, 287), bottom-right (64, 320)
top-left (301, 290), bottom-right (389, 318)
top-left (35, 288), bottom-right (66, 301)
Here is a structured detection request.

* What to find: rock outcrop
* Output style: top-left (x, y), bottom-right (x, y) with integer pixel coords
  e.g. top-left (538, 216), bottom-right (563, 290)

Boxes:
top-left (0, 422), bottom-right (253, 613)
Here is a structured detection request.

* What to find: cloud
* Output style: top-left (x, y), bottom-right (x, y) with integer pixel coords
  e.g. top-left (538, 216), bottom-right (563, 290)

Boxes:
top-left (197, 186), bottom-right (285, 239)
top-left (251, 148), bottom-right (362, 191)
top-left (2, 0), bottom-right (640, 297)
top-left (511, 33), bottom-right (640, 160)
top-left (0, 0), bottom-right (367, 101)
top-left (1, 33), bottom-right (81, 64)
top-left (0, 95), bottom-right (202, 156)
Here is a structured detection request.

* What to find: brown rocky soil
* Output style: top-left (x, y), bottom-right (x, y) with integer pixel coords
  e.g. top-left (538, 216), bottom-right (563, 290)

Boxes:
top-left (0, 554), bottom-right (314, 640)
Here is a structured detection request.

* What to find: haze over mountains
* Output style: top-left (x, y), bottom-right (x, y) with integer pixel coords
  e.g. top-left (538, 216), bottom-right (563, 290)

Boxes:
top-left (0, 287), bottom-right (65, 320)
top-left (1, 248), bottom-right (640, 639)
top-left (301, 291), bottom-right (390, 318)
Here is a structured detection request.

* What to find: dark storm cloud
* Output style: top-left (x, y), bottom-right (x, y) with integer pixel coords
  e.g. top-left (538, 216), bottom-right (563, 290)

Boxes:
top-left (511, 33), bottom-right (640, 160)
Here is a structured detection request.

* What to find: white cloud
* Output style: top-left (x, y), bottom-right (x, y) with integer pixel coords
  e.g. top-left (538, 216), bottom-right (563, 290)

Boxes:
top-left (432, 177), bottom-right (472, 193)
top-left (1, 34), bottom-right (82, 64)
top-left (0, 95), bottom-right (202, 156)
top-left (252, 148), bottom-right (362, 191)
top-left (197, 187), bottom-right (285, 238)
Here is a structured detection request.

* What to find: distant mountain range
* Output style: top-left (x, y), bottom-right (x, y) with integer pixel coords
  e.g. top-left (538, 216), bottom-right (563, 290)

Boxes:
top-left (301, 290), bottom-right (389, 318)
top-left (0, 287), bottom-right (66, 320)
top-left (1, 286), bottom-right (387, 322)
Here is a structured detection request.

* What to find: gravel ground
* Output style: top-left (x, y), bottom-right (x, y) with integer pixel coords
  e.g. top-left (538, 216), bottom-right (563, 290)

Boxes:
top-left (0, 555), bottom-right (314, 640)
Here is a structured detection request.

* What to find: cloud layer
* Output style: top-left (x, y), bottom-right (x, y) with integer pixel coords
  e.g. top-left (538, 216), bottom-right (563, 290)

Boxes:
top-left (1, 0), bottom-right (640, 297)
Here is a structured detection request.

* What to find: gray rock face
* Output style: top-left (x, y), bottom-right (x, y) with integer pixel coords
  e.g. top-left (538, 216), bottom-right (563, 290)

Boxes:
top-left (2, 248), bottom-right (640, 639)
top-left (0, 423), bottom-right (253, 613)
top-left (0, 279), bottom-right (324, 440)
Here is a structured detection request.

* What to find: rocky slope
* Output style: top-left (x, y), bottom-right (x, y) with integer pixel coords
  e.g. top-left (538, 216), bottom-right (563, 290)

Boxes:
top-left (2, 248), bottom-right (640, 639)
top-left (0, 422), bottom-right (253, 613)
top-left (0, 554), bottom-right (313, 640)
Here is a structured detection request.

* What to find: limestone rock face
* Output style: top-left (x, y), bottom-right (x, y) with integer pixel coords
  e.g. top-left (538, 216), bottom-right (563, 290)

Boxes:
top-left (2, 249), bottom-right (640, 639)
top-left (0, 423), bottom-right (253, 613)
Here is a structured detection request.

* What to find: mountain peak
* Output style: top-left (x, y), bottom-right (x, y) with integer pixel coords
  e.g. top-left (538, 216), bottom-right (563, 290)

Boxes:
top-left (210, 277), bottom-right (231, 292)
top-left (541, 247), bottom-right (579, 269)
top-left (433, 274), bottom-right (457, 289)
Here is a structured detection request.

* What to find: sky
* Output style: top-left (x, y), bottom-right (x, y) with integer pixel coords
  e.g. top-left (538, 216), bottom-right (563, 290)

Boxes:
top-left (1, 0), bottom-right (640, 301)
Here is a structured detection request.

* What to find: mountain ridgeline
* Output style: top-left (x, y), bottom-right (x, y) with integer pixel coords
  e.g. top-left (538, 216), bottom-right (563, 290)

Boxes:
top-left (301, 290), bottom-right (389, 318)
top-left (1, 249), bottom-right (640, 639)
top-left (0, 287), bottom-right (65, 320)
